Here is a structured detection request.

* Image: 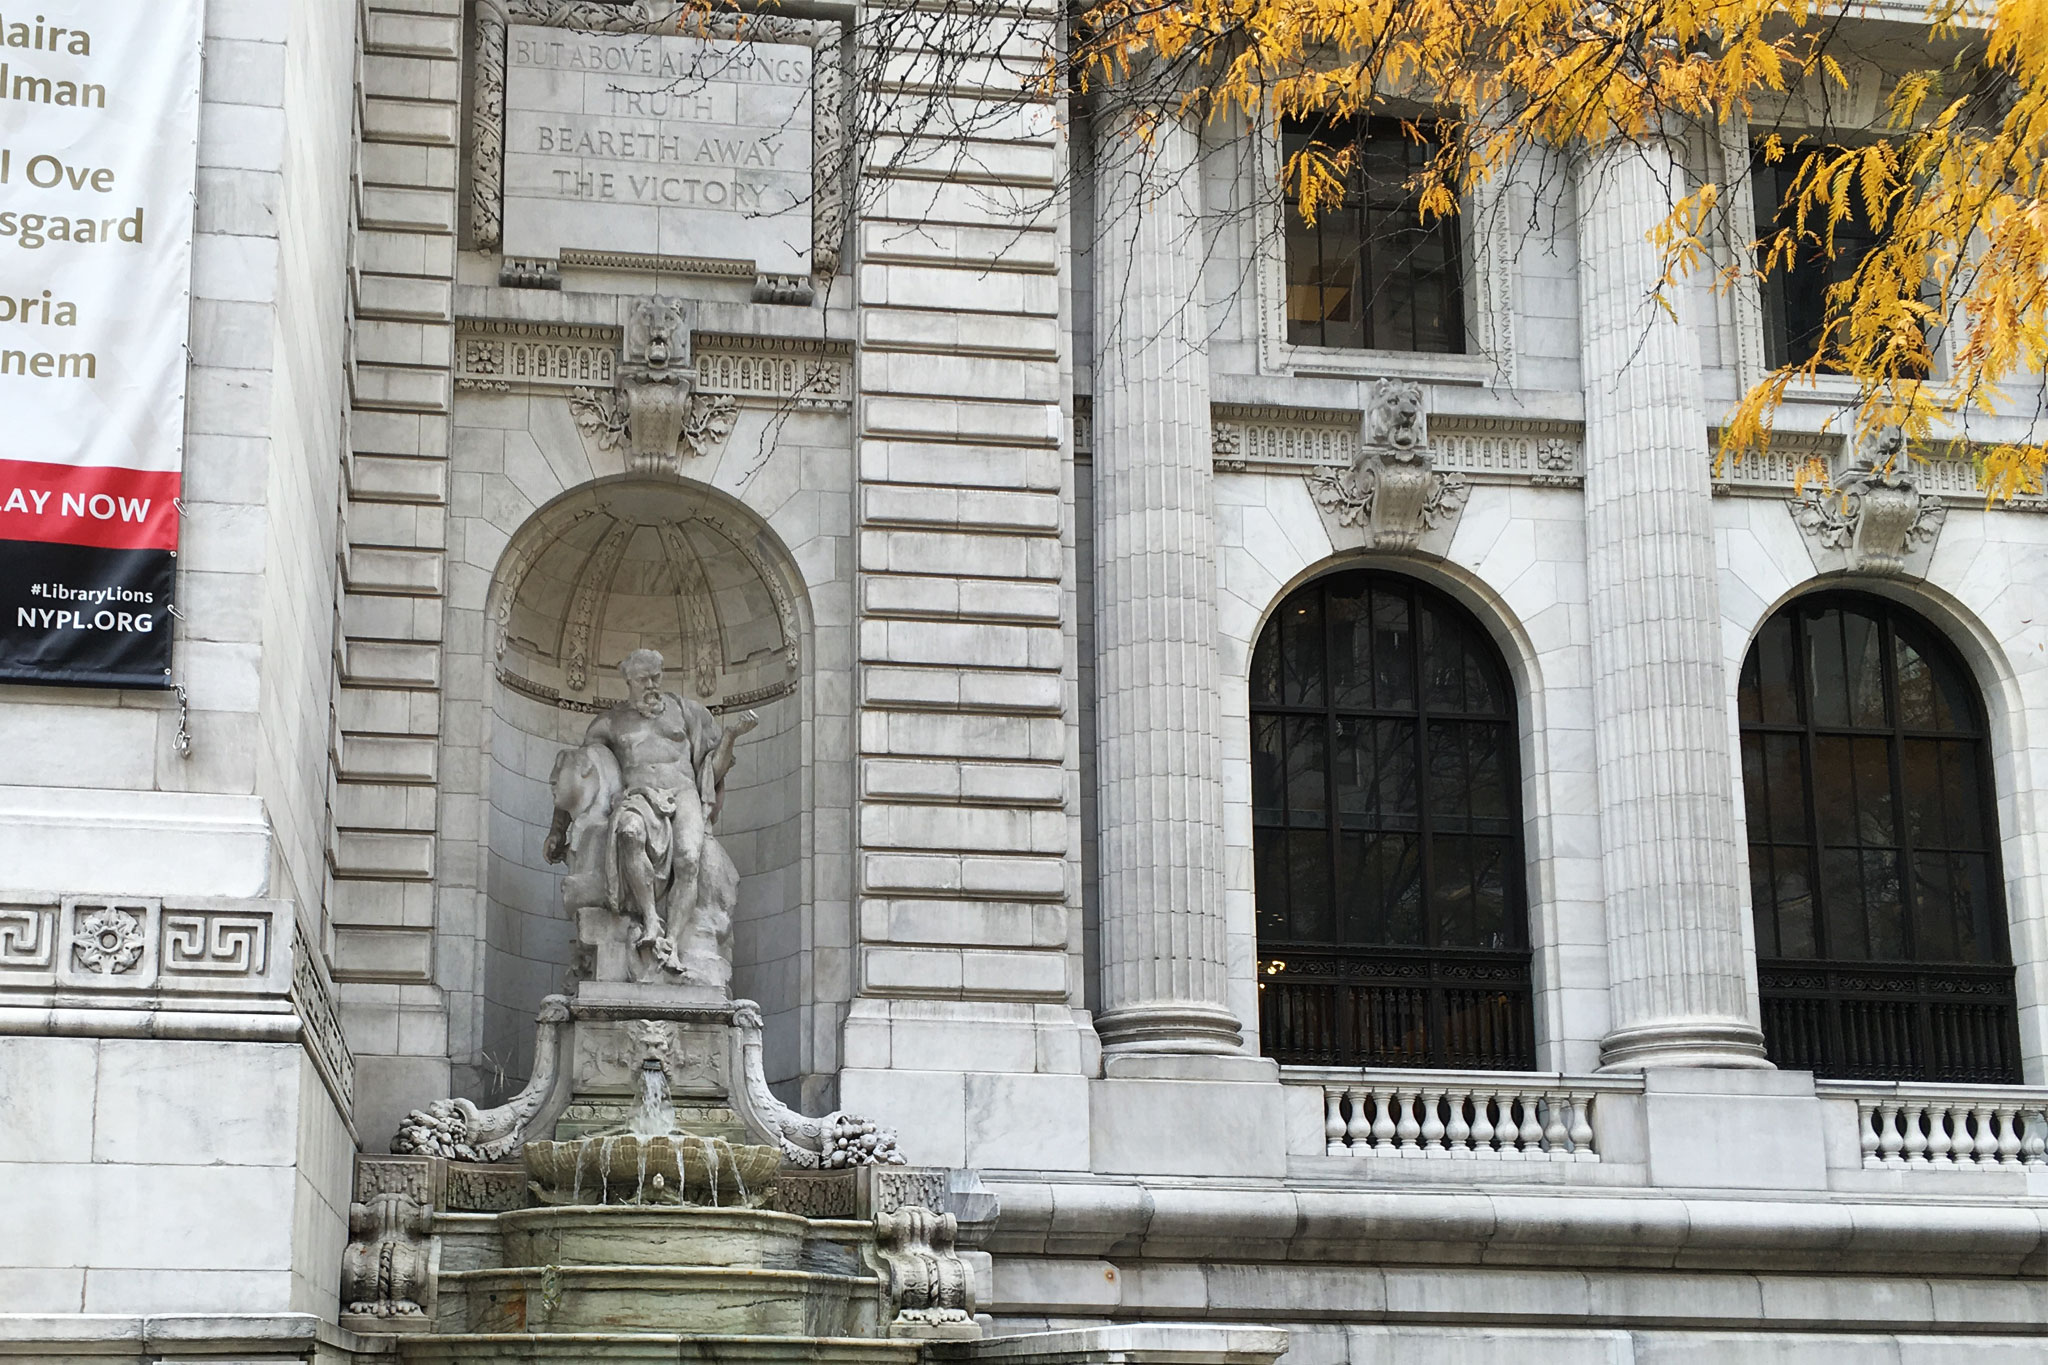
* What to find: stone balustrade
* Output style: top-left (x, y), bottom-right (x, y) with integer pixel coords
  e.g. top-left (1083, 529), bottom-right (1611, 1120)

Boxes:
top-left (1303, 1070), bottom-right (1640, 1162)
top-left (1820, 1082), bottom-right (2048, 1170)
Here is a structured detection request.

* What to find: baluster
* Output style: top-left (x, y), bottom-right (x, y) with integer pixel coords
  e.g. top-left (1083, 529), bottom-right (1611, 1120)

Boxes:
top-left (1927, 1103), bottom-right (1954, 1168)
top-left (1568, 1092), bottom-right (1597, 1160)
top-left (1325, 1088), bottom-right (1347, 1156)
top-left (1469, 1090), bottom-right (1497, 1159)
top-left (1903, 1104), bottom-right (1930, 1166)
top-left (1518, 1091), bottom-right (1545, 1156)
top-left (1394, 1090), bottom-right (1421, 1151)
top-left (1878, 1103), bottom-right (1906, 1168)
top-left (1344, 1087), bottom-right (1372, 1157)
top-left (1972, 1104), bottom-right (1999, 1169)
top-left (2022, 1109), bottom-right (2048, 1167)
top-left (1445, 1088), bottom-right (1473, 1158)
top-left (1996, 1104), bottom-right (2022, 1168)
top-left (1420, 1088), bottom-right (1448, 1156)
top-left (1370, 1088), bottom-right (1397, 1152)
top-left (1541, 1092), bottom-right (1571, 1160)
top-left (1856, 1102), bottom-right (1880, 1169)
top-left (1498, 1095), bottom-right (1527, 1160)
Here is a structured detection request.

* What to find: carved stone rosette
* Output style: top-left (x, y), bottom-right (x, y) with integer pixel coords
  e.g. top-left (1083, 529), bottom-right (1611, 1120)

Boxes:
top-left (69, 905), bottom-right (145, 975)
top-left (1788, 426), bottom-right (1947, 576)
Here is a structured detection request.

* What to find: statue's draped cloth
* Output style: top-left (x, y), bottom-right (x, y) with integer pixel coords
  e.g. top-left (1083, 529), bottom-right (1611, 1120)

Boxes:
top-left (605, 785), bottom-right (686, 909)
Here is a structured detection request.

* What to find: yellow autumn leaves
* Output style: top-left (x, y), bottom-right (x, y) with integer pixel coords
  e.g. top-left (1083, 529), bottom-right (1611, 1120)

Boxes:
top-left (1072, 0), bottom-right (2048, 496)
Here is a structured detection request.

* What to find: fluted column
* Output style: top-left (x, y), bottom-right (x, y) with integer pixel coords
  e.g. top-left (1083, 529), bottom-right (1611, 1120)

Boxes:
top-left (1090, 109), bottom-right (1242, 1054)
top-left (1574, 138), bottom-right (1769, 1069)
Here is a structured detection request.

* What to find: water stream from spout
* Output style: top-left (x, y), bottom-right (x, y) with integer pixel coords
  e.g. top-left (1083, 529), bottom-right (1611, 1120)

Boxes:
top-left (626, 1060), bottom-right (676, 1205)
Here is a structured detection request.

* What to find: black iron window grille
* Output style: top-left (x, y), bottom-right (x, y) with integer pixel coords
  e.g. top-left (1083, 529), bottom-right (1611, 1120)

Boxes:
top-left (1251, 570), bottom-right (1533, 1069)
top-left (1283, 116), bottom-right (1465, 354)
top-left (1740, 593), bottom-right (2019, 1083)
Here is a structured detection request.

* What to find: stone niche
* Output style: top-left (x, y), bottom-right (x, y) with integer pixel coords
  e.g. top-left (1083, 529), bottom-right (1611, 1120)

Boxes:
top-left (475, 4), bottom-right (845, 282)
top-left (482, 478), bottom-right (806, 1090)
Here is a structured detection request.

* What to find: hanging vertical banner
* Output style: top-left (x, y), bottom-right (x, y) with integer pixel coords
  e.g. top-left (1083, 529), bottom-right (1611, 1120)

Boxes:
top-left (0, 2), bottom-right (202, 687)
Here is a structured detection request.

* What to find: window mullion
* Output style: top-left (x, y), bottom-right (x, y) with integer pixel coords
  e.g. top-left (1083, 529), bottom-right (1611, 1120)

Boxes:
top-left (1323, 581), bottom-right (1340, 949)
top-left (1882, 613), bottom-right (1917, 966)
top-left (1793, 608), bottom-right (1830, 963)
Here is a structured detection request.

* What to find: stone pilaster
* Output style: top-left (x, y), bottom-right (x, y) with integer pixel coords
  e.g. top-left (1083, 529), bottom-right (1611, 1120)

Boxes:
top-left (1089, 110), bottom-right (1241, 1055)
top-left (1574, 138), bottom-right (1768, 1069)
top-left (838, 0), bottom-right (1095, 1168)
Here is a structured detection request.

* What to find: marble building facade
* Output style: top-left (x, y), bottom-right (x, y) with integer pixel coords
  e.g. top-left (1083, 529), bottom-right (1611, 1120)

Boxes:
top-left (4, 1), bottom-right (2048, 1362)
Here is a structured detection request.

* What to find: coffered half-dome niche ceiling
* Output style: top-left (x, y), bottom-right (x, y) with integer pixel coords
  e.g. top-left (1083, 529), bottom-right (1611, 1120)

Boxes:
top-left (489, 480), bottom-right (800, 711)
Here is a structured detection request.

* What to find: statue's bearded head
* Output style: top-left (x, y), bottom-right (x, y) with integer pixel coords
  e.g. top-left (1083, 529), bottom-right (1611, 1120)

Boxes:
top-left (620, 649), bottom-right (666, 717)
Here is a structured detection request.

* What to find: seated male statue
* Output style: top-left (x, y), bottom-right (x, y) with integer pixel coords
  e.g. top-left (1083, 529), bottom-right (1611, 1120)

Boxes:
top-left (545, 648), bottom-right (754, 988)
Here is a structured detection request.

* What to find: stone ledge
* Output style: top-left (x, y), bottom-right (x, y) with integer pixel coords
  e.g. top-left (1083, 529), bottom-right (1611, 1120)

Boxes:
top-left (983, 1178), bottom-right (2048, 1277)
top-left (931, 1325), bottom-right (1289, 1364)
top-left (985, 1259), bottom-right (2048, 1336)
top-left (0, 1311), bottom-right (378, 1358)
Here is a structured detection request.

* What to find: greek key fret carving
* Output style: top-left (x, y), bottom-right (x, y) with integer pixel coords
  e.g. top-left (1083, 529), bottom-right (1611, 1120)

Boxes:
top-left (161, 911), bottom-right (270, 976)
top-left (0, 904), bottom-right (55, 971)
top-left (292, 918), bottom-right (356, 1114)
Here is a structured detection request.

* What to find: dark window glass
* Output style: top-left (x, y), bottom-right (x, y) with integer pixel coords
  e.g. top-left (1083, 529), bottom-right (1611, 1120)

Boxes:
top-left (1284, 117), bottom-right (1464, 353)
top-left (1740, 593), bottom-right (2017, 1083)
top-left (1253, 570), bottom-right (1531, 1069)
top-left (1752, 142), bottom-right (1923, 373)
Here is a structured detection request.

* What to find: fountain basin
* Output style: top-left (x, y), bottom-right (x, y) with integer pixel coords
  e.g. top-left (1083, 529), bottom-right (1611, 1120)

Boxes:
top-left (397, 1334), bottom-right (923, 1365)
top-left (500, 1205), bottom-right (808, 1271)
top-left (523, 1133), bottom-right (782, 1208)
top-left (456, 1264), bottom-right (880, 1337)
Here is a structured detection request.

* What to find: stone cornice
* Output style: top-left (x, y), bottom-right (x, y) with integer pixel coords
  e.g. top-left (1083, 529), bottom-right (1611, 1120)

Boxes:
top-left (0, 894), bottom-right (355, 1125)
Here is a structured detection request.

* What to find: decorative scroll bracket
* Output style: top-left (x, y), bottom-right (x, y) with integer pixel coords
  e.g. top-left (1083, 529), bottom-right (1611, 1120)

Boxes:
top-left (340, 1190), bottom-right (436, 1331)
top-left (1788, 426), bottom-right (1947, 578)
top-left (568, 298), bottom-right (739, 474)
top-left (1306, 379), bottom-right (1467, 553)
top-left (873, 1205), bottom-right (982, 1340)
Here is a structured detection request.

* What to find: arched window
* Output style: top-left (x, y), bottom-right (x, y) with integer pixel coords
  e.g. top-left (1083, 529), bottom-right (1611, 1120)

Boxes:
top-left (1740, 593), bottom-right (2018, 1083)
top-left (1251, 570), bottom-right (1533, 1069)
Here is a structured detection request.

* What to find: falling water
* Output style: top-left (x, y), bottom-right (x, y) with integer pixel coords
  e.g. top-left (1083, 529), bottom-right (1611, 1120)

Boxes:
top-left (636, 1138), bottom-right (650, 1204)
top-left (730, 1138), bottom-right (748, 1207)
top-left (572, 1141), bottom-right (584, 1205)
top-left (705, 1136), bottom-right (721, 1208)
top-left (629, 1062), bottom-right (674, 1132)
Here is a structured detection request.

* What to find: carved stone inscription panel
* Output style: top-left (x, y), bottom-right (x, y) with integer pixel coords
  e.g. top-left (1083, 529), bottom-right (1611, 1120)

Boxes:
top-left (502, 25), bottom-right (814, 274)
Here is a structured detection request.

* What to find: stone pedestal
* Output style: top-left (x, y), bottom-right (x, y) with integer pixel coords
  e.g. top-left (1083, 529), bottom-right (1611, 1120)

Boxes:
top-left (1572, 137), bottom-right (1769, 1070)
top-left (1088, 106), bottom-right (1242, 1056)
